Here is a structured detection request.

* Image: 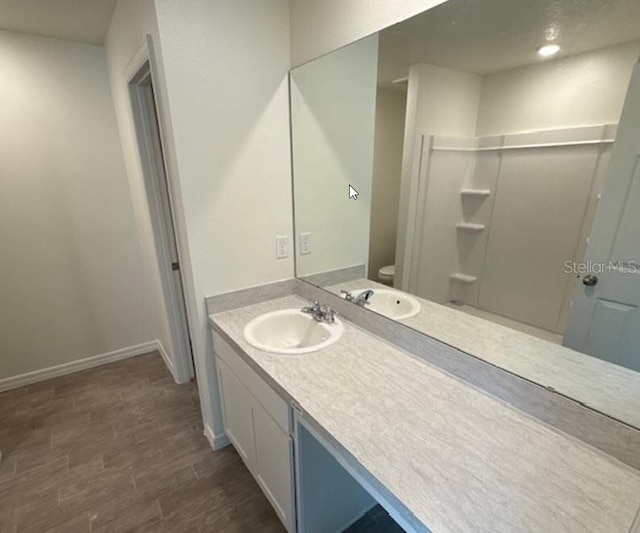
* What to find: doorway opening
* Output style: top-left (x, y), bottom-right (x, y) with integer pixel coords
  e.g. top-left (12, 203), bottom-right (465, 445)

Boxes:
top-left (129, 60), bottom-right (195, 381)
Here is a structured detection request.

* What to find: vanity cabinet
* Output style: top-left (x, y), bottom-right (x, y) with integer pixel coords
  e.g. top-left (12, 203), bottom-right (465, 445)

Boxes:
top-left (214, 332), bottom-right (295, 532)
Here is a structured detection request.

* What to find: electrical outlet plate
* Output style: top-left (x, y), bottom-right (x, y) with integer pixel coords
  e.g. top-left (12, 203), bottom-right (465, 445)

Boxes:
top-left (276, 235), bottom-right (289, 259)
top-left (300, 232), bottom-right (311, 255)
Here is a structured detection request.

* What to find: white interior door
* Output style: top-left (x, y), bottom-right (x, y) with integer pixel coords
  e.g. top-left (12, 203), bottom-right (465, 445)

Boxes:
top-left (130, 60), bottom-right (194, 381)
top-left (563, 61), bottom-right (640, 371)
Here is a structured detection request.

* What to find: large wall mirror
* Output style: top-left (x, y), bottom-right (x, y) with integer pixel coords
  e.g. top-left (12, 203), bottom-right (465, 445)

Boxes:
top-left (290, 0), bottom-right (640, 429)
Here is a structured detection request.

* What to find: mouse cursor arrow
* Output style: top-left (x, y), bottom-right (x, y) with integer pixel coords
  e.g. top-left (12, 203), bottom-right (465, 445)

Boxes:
top-left (349, 185), bottom-right (359, 200)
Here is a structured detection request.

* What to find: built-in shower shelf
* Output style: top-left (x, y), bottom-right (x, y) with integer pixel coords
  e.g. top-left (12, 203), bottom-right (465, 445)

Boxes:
top-left (456, 223), bottom-right (486, 232)
top-left (449, 273), bottom-right (478, 284)
top-left (461, 189), bottom-right (491, 197)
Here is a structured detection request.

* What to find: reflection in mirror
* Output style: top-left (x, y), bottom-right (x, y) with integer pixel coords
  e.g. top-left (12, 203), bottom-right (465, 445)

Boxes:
top-left (291, 35), bottom-right (378, 285)
top-left (290, 0), bottom-right (640, 429)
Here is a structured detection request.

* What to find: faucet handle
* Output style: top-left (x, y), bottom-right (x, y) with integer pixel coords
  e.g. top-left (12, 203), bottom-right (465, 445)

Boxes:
top-left (340, 290), bottom-right (353, 302)
top-left (301, 301), bottom-right (318, 314)
top-left (322, 305), bottom-right (337, 323)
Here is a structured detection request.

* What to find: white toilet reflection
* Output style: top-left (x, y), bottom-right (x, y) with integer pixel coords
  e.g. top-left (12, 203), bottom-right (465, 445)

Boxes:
top-left (377, 264), bottom-right (394, 286)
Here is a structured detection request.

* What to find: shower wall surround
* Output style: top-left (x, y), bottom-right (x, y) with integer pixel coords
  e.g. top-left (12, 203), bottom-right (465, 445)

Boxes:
top-left (404, 124), bottom-right (616, 333)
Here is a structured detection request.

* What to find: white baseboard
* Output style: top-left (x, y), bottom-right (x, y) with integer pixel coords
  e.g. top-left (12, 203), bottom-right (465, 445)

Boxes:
top-left (204, 423), bottom-right (230, 451)
top-left (155, 341), bottom-right (179, 383)
top-left (0, 340), bottom-right (167, 393)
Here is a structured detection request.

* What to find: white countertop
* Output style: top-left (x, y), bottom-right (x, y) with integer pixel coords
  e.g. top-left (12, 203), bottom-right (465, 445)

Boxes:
top-left (328, 279), bottom-right (640, 430)
top-left (210, 295), bottom-right (640, 533)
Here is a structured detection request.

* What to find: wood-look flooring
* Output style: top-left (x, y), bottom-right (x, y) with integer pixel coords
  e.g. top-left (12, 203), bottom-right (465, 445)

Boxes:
top-left (0, 353), bottom-right (285, 533)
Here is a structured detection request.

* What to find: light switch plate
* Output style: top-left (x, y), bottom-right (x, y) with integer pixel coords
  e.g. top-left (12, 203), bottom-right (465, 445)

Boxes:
top-left (275, 235), bottom-right (289, 259)
top-left (300, 232), bottom-right (311, 255)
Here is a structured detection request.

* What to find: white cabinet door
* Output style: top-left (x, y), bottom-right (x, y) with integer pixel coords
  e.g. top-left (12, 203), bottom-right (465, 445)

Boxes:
top-left (217, 361), bottom-right (256, 469)
top-left (253, 402), bottom-right (294, 532)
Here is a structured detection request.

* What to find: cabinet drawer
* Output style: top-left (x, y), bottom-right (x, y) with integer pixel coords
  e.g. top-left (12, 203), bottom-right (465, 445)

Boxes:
top-left (213, 332), bottom-right (290, 434)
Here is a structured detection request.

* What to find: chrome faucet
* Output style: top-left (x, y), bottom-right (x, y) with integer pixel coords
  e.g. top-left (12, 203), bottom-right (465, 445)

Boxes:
top-left (301, 301), bottom-right (337, 323)
top-left (353, 290), bottom-right (374, 307)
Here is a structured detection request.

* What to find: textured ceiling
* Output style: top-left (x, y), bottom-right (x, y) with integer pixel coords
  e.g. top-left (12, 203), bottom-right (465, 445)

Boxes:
top-left (0, 0), bottom-right (116, 44)
top-left (379, 0), bottom-right (640, 87)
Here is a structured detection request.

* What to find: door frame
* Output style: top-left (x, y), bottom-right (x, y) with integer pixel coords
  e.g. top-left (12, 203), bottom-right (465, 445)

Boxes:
top-left (125, 36), bottom-right (195, 383)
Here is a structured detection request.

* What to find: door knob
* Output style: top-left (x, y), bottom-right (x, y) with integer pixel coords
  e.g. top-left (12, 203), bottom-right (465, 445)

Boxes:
top-left (582, 274), bottom-right (598, 286)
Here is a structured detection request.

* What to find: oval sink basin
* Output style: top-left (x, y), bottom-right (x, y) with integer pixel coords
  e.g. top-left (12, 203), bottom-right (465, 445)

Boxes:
top-left (244, 309), bottom-right (344, 355)
top-left (349, 289), bottom-right (420, 320)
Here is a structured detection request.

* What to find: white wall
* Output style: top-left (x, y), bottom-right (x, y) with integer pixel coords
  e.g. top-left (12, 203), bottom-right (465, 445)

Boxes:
top-left (368, 88), bottom-right (406, 279)
top-left (477, 40), bottom-right (640, 136)
top-left (154, 0), bottom-right (293, 294)
top-left (289, 0), bottom-right (449, 67)
top-left (410, 63), bottom-right (482, 138)
top-left (106, 0), bottom-right (293, 439)
top-left (152, 0), bottom-right (293, 438)
top-left (0, 30), bottom-right (159, 380)
top-left (292, 35), bottom-right (379, 278)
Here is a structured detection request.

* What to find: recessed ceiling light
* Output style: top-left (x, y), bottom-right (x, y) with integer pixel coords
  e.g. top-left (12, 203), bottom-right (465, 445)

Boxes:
top-left (537, 44), bottom-right (560, 57)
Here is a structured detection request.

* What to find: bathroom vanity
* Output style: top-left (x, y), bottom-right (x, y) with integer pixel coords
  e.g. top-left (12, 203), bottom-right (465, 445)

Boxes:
top-left (207, 1), bottom-right (640, 530)
top-left (209, 293), bottom-right (640, 533)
